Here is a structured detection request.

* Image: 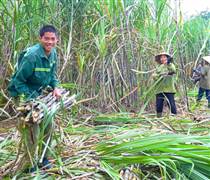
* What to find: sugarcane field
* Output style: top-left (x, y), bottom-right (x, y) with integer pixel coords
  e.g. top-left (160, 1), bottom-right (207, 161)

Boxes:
top-left (0, 0), bottom-right (210, 179)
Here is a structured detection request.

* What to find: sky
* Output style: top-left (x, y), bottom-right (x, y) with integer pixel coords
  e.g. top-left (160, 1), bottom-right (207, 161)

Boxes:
top-left (181, 0), bottom-right (210, 18)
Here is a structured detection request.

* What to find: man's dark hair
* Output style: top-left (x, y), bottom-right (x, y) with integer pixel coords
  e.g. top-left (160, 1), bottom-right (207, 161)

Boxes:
top-left (39, 25), bottom-right (58, 37)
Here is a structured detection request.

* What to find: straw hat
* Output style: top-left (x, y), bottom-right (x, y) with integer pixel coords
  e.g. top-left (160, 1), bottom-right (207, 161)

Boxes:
top-left (202, 56), bottom-right (210, 64)
top-left (155, 52), bottom-right (172, 62)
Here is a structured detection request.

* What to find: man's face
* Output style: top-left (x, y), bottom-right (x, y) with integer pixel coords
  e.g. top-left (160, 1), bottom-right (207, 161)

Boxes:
top-left (39, 32), bottom-right (58, 55)
top-left (160, 55), bottom-right (167, 64)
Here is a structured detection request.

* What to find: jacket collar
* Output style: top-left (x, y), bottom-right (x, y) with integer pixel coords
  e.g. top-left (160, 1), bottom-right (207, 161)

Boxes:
top-left (38, 43), bottom-right (53, 59)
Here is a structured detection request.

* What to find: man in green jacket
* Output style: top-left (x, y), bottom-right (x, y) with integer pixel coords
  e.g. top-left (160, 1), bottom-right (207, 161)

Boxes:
top-left (8, 25), bottom-right (61, 100)
top-left (197, 56), bottom-right (210, 108)
top-left (8, 25), bottom-right (61, 172)
top-left (153, 52), bottom-right (177, 117)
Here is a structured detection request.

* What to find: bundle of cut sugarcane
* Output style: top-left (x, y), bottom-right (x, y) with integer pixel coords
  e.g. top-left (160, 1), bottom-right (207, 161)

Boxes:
top-left (16, 89), bottom-right (76, 124)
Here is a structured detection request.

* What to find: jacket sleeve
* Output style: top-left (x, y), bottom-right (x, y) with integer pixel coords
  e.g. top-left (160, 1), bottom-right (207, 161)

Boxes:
top-left (153, 65), bottom-right (163, 80)
top-left (14, 56), bottom-right (35, 97)
top-left (167, 63), bottom-right (176, 74)
top-left (153, 65), bottom-right (167, 79)
top-left (49, 59), bottom-right (59, 89)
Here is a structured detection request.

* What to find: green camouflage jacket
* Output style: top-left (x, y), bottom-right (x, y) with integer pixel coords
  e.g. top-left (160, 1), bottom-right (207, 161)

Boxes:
top-left (153, 63), bottom-right (176, 94)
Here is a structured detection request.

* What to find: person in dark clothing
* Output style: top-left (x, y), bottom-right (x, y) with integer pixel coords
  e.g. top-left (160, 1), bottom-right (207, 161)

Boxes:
top-left (196, 56), bottom-right (210, 108)
top-left (191, 63), bottom-right (202, 84)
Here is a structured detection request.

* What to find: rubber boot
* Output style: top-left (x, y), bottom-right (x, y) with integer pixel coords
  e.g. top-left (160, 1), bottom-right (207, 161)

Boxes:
top-left (157, 113), bottom-right (162, 118)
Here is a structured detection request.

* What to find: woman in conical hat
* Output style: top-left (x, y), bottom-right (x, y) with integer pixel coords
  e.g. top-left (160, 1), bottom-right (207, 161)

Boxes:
top-left (155, 52), bottom-right (173, 63)
top-left (197, 56), bottom-right (210, 108)
top-left (153, 52), bottom-right (177, 117)
top-left (202, 56), bottom-right (210, 64)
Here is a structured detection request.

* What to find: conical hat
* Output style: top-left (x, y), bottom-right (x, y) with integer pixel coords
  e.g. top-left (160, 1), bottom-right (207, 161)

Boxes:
top-left (202, 56), bottom-right (210, 64)
top-left (155, 52), bottom-right (172, 62)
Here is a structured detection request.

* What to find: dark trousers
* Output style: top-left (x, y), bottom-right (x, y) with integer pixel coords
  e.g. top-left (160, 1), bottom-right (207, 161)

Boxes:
top-left (156, 93), bottom-right (177, 115)
top-left (197, 87), bottom-right (210, 104)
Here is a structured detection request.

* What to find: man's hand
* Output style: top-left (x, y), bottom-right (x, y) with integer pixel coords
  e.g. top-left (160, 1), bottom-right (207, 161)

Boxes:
top-left (53, 88), bottom-right (62, 99)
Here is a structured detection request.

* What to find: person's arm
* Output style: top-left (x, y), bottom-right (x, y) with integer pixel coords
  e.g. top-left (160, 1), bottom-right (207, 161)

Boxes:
top-left (49, 52), bottom-right (59, 89)
top-left (49, 56), bottom-right (61, 98)
top-left (49, 62), bottom-right (59, 89)
top-left (152, 67), bottom-right (161, 80)
top-left (14, 56), bottom-right (35, 98)
top-left (167, 63), bottom-right (176, 75)
top-left (152, 65), bottom-right (167, 80)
